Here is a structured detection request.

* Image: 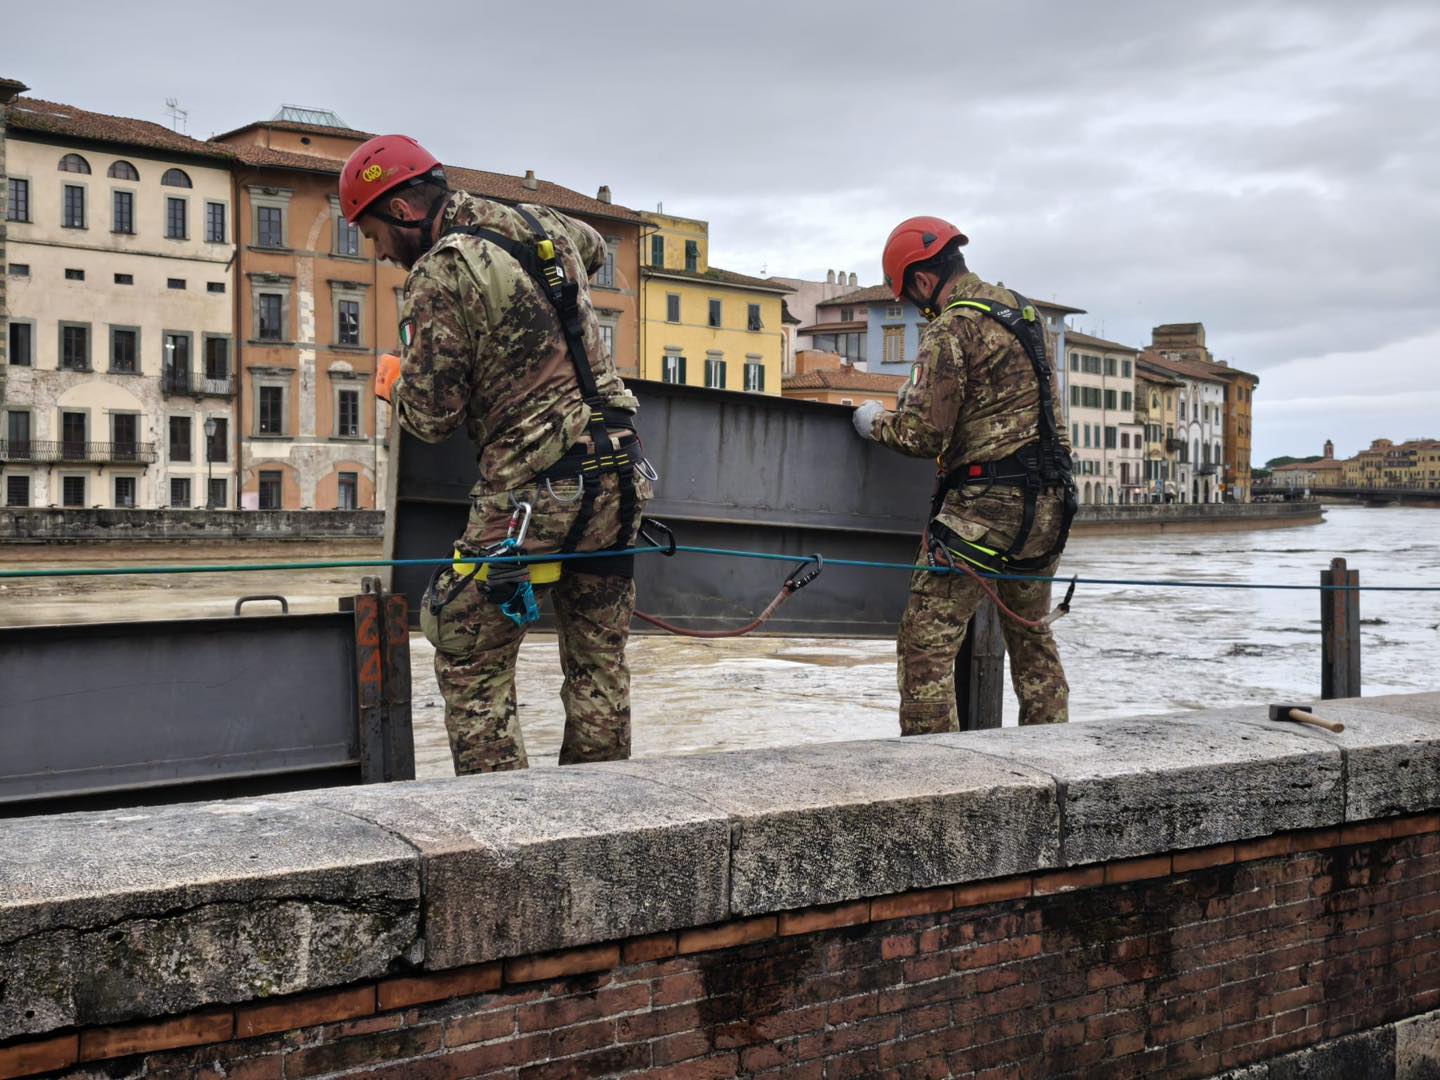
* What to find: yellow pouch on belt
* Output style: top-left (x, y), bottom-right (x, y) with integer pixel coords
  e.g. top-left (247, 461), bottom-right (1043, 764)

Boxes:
top-left (453, 548), bottom-right (563, 585)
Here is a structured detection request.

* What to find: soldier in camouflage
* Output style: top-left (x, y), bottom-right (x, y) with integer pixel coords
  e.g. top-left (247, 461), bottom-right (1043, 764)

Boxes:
top-left (853, 216), bottom-right (1073, 734)
top-left (340, 134), bottom-right (649, 774)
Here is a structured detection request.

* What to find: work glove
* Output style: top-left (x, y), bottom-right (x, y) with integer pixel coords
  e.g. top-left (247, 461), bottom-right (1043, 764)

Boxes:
top-left (375, 353), bottom-right (402, 404)
top-left (851, 400), bottom-right (884, 440)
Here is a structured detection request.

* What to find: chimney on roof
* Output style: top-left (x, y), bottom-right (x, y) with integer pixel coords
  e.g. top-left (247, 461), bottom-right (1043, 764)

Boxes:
top-left (848, 272), bottom-right (857, 287)
top-left (596, 185), bottom-right (611, 204)
top-left (826, 270), bottom-right (836, 284)
top-left (522, 169), bottom-right (538, 191)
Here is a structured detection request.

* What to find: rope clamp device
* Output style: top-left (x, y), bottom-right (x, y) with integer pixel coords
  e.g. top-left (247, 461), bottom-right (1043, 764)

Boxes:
top-left (784, 554), bottom-right (824, 592)
top-left (639, 519), bottom-right (677, 556)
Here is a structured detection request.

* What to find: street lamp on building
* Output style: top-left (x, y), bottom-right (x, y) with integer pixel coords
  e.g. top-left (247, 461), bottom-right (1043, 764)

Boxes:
top-left (203, 415), bottom-right (217, 508)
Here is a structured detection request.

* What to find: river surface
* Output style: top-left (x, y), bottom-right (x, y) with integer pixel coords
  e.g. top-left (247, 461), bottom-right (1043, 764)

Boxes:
top-left (3, 507), bottom-right (1437, 777)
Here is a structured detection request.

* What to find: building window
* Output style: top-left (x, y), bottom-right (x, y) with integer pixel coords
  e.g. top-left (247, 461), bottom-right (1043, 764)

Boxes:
top-left (7, 474), bottom-right (31, 507)
top-left (207, 282), bottom-right (225, 294)
top-left (338, 299), bottom-right (361, 346)
top-left (338, 471), bottom-right (358, 511)
top-left (207, 417), bottom-right (228, 463)
top-left (6, 178), bottom-right (29, 222)
top-left (1122, 391), bottom-right (1133, 411)
top-left (1072, 423), bottom-right (1079, 446)
top-left (1069, 353), bottom-right (1079, 371)
top-left (166, 197), bottom-right (187, 239)
top-left (208, 478), bottom-right (227, 509)
top-left (650, 235), bottom-right (664, 267)
top-left (258, 470), bottom-right (282, 509)
top-left (258, 294), bottom-right (284, 339)
top-left (61, 412), bottom-right (86, 458)
top-left (107, 160), bottom-right (139, 181)
top-left (161, 168), bottom-right (192, 188)
top-left (886, 305), bottom-right (903, 319)
top-left (257, 206), bottom-right (285, 248)
top-left (258, 385), bottom-right (285, 435)
top-left (662, 354), bottom-right (686, 384)
top-left (63, 184), bottom-right (86, 228)
top-left (685, 240), bottom-right (699, 272)
top-left (743, 360), bottom-right (764, 393)
top-left (63, 475), bottom-right (86, 507)
top-left (708, 299), bottom-right (722, 328)
top-left (1104, 356), bottom-right (1117, 376)
top-left (596, 241), bottom-right (616, 287)
top-left (112, 189), bottom-right (134, 234)
top-left (164, 332), bottom-right (191, 391)
top-left (599, 323), bottom-right (614, 361)
top-left (65, 268), bottom-right (84, 281)
top-left (169, 415), bottom-right (192, 462)
top-left (8, 410), bottom-right (32, 457)
top-left (111, 328), bottom-right (138, 373)
top-left (206, 202), bottom-right (227, 243)
top-left (170, 477), bottom-right (192, 509)
top-left (167, 277), bottom-right (186, 290)
top-left (666, 294), bottom-right (680, 322)
top-left (1122, 359), bottom-right (1132, 377)
top-left (208, 417), bottom-right (230, 463)
top-left (704, 356), bottom-right (727, 389)
top-left (884, 325), bottom-right (905, 364)
top-left (1083, 426), bottom-right (1091, 449)
top-left (336, 215), bottom-right (360, 256)
top-left (744, 304), bottom-right (762, 332)
top-left (1121, 433), bottom-right (1129, 449)
top-left (1070, 385), bottom-right (1080, 407)
top-left (61, 325), bottom-right (90, 371)
top-left (58, 153), bottom-right (91, 174)
top-left (112, 414), bottom-right (138, 457)
top-left (337, 388), bottom-right (361, 437)
top-left (205, 336), bottom-right (230, 383)
top-left (115, 273), bottom-right (133, 285)
top-left (9, 322), bottom-right (32, 366)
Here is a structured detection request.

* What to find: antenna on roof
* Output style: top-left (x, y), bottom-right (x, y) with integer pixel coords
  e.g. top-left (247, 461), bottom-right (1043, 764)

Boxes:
top-left (164, 97), bottom-right (188, 134)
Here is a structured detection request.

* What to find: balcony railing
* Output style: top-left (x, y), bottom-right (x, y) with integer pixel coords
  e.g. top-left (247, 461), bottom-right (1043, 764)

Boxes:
top-left (0, 440), bottom-right (158, 465)
top-left (163, 369), bottom-right (237, 397)
top-left (1196, 464), bottom-right (1218, 476)
top-left (1165, 437), bottom-right (1185, 452)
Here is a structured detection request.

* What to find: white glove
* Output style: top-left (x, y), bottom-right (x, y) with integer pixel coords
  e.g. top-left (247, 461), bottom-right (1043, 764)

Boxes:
top-left (852, 400), bottom-right (884, 440)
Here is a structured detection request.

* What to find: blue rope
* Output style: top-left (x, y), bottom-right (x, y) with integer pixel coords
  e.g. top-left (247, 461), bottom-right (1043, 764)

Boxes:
top-left (2, 543), bottom-right (1436, 591)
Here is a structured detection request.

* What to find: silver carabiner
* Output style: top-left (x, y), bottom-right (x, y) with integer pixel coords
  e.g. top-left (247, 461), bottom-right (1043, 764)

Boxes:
top-left (637, 457), bottom-right (660, 483)
top-left (545, 474), bottom-right (585, 504)
top-left (505, 499), bottom-right (533, 548)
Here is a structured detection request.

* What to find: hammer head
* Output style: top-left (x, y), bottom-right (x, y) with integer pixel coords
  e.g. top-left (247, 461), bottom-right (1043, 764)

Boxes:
top-left (1268, 704), bottom-right (1311, 722)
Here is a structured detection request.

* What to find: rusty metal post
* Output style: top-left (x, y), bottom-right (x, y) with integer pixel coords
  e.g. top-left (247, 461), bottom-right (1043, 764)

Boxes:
top-left (1321, 557), bottom-right (1361, 700)
top-left (956, 600), bottom-right (1005, 729)
top-left (351, 590), bottom-right (386, 782)
top-left (381, 592), bottom-right (417, 781)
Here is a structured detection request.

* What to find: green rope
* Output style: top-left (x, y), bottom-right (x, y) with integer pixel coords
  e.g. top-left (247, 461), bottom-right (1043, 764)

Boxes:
top-left (2, 544), bottom-right (1436, 592)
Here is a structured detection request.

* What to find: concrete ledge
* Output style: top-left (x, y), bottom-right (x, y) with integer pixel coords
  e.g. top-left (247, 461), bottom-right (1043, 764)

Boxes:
top-left (0, 508), bottom-right (384, 543)
top-left (2, 691), bottom-right (1438, 1042)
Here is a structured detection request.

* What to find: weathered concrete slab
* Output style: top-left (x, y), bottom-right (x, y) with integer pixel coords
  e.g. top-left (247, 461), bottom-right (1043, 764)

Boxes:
top-left (1205, 695), bottom-right (1440, 822)
top-left (281, 768), bottom-right (731, 968)
top-left (0, 799), bottom-right (420, 1037)
top-left (930, 708), bottom-right (1345, 865)
top-left (1396, 1008), bottom-right (1440, 1078)
top-left (596, 740), bottom-right (1059, 915)
top-left (1216, 1026), bottom-right (1396, 1078)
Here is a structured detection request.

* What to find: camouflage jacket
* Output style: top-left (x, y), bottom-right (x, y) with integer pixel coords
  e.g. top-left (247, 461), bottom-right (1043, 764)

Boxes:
top-left (871, 272), bottom-right (1071, 470)
top-left (394, 192), bottom-right (638, 492)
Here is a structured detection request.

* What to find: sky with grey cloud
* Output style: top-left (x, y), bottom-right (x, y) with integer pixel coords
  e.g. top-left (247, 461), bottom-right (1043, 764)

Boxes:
top-left (6, 0), bottom-right (1437, 463)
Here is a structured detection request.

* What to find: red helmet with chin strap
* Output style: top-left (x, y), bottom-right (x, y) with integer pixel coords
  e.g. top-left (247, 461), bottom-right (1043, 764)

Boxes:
top-left (882, 216), bottom-right (968, 299)
top-left (339, 134), bottom-right (444, 224)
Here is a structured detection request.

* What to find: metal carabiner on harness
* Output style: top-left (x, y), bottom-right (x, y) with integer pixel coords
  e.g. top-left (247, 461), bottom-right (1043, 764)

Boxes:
top-left (487, 499), bottom-right (541, 628)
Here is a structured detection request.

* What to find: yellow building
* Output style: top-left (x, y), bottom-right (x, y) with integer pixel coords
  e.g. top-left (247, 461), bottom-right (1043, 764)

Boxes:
top-left (1135, 363), bottom-right (1182, 500)
top-left (638, 211), bottom-right (790, 394)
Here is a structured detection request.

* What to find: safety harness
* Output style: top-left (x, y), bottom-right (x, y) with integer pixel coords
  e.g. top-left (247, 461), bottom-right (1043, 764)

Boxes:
top-left (422, 205), bottom-right (647, 628)
top-left (927, 290), bottom-right (1078, 575)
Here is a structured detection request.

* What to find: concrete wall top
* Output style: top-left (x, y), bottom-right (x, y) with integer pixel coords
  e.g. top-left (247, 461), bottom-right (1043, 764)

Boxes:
top-left (3, 692), bottom-right (1439, 1038)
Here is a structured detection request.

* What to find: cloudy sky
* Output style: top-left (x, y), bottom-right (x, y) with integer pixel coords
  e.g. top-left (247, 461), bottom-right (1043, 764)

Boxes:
top-left (6, 0), bottom-right (1437, 463)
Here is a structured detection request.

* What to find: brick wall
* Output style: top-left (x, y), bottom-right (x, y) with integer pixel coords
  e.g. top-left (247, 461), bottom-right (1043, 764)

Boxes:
top-left (7, 815), bottom-right (1437, 1080)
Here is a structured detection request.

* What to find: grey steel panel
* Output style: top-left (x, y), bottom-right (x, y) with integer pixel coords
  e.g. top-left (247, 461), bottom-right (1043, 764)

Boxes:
top-left (0, 613), bottom-right (358, 803)
top-left (389, 380), bottom-right (939, 636)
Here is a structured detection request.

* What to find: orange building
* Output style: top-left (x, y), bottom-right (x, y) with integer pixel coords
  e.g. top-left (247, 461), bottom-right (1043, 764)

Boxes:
top-left (781, 350), bottom-right (905, 408)
top-left (211, 108), bottom-right (641, 510)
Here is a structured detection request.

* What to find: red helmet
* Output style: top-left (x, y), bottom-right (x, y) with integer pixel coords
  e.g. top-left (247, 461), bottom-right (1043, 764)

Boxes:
top-left (339, 135), bottom-right (443, 223)
top-left (882, 216), bottom-right (968, 298)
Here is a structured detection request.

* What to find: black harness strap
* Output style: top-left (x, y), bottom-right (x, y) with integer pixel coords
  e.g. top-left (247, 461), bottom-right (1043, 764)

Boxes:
top-left (443, 207), bottom-right (643, 560)
top-left (936, 290), bottom-right (1078, 573)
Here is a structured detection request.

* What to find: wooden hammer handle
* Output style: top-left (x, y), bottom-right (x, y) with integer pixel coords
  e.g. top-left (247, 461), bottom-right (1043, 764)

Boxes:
top-left (1289, 709), bottom-right (1345, 733)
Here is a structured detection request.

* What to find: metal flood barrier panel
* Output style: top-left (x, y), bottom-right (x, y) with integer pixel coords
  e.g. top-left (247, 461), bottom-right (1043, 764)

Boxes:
top-left (0, 591), bottom-right (415, 814)
top-left (386, 379), bottom-right (941, 636)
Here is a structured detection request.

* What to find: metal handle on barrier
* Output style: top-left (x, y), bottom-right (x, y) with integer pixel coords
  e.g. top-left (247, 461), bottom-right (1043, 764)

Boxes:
top-left (234, 594), bottom-right (290, 615)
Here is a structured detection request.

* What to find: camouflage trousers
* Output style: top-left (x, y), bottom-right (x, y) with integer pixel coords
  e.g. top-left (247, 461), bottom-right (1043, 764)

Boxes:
top-left (423, 467), bottom-right (650, 775)
top-left (897, 485), bottom-right (1071, 735)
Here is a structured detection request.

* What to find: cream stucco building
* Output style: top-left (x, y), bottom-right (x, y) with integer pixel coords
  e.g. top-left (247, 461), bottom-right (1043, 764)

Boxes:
top-left (3, 97), bottom-right (236, 509)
